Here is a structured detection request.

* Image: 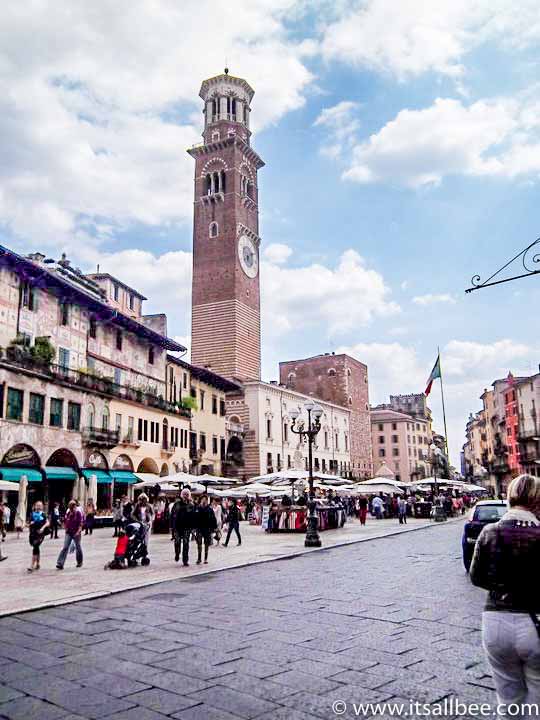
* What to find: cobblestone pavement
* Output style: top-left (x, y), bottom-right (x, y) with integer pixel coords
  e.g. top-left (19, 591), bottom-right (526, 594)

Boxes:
top-left (0, 517), bottom-right (440, 616)
top-left (0, 520), bottom-right (494, 720)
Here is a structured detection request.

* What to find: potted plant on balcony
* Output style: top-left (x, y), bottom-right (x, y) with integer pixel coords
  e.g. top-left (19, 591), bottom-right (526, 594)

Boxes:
top-left (6, 335), bottom-right (32, 364)
top-left (31, 336), bottom-right (55, 372)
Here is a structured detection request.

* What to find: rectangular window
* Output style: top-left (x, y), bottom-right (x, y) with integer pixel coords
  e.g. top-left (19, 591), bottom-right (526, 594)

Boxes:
top-left (183, 373), bottom-right (187, 389)
top-left (266, 452), bottom-right (273, 471)
top-left (345, 435), bottom-right (348, 451)
top-left (58, 347), bottom-right (70, 370)
top-left (200, 433), bottom-right (206, 452)
top-left (324, 432), bottom-right (328, 448)
top-left (89, 316), bottom-right (97, 339)
top-left (129, 294), bottom-right (134, 310)
top-left (67, 402), bottom-right (81, 431)
top-left (148, 347), bottom-right (154, 365)
top-left (212, 436), bottom-right (218, 455)
top-left (115, 413), bottom-right (122, 433)
top-left (283, 423), bottom-right (288, 442)
top-left (212, 395), bottom-right (218, 414)
top-left (0, 384), bottom-right (4, 419)
top-left (113, 284), bottom-right (119, 301)
top-left (22, 283), bottom-right (36, 311)
top-left (378, 423), bottom-right (383, 432)
top-left (138, 418), bottom-right (143, 441)
top-left (114, 368), bottom-right (122, 386)
top-left (175, 428), bottom-right (179, 448)
top-left (392, 435), bottom-right (398, 443)
top-left (59, 301), bottom-right (70, 326)
top-left (116, 330), bottom-right (122, 351)
top-left (379, 448), bottom-right (385, 458)
top-left (379, 436), bottom-right (385, 444)
top-left (220, 437), bottom-right (226, 460)
top-left (277, 453), bottom-right (282, 470)
top-left (266, 418), bottom-right (272, 439)
top-left (287, 454), bottom-right (291, 468)
top-left (150, 422), bottom-right (155, 443)
top-left (28, 393), bottom-right (44, 425)
top-left (49, 398), bottom-right (64, 428)
top-left (143, 420), bottom-right (148, 442)
top-left (393, 448), bottom-right (399, 457)
top-left (156, 423), bottom-right (159, 445)
top-left (220, 399), bottom-right (226, 417)
top-left (200, 390), bottom-right (205, 410)
top-left (190, 386), bottom-right (196, 399)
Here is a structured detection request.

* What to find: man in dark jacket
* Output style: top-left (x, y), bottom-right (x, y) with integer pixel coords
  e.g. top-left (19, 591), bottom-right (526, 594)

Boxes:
top-left (224, 498), bottom-right (242, 547)
top-left (174, 488), bottom-right (196, 566)
top-left (195, 495), bottom-right (217, 564)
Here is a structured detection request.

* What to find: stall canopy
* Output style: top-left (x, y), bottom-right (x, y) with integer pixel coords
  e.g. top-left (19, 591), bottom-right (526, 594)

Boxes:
top-left (82, 469), bottom-right (111, 484)
top-left (43, 466), bottom-right (78, 481)
top-left (110, 470), bottom-right (138, 484)
top-left (0, 468), bottom-right (42, 483)
top-left (0, 479), bottom-right (19, 492)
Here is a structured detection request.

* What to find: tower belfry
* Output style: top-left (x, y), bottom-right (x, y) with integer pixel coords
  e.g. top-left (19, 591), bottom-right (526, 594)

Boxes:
top-left (189, 71), bottom-right (264, 381)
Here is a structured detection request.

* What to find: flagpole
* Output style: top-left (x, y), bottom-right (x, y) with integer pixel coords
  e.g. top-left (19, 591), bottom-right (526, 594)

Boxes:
top-left (438, 346), bottom-right (450, 462)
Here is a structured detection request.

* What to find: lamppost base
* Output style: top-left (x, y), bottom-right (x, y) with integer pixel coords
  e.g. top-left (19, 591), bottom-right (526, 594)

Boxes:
top-left (305, 500), bottom-right (322, 548)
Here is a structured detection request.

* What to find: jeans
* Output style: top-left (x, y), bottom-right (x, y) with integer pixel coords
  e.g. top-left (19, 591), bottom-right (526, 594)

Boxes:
top-left (56, 533), bottom-right (83, 568)
top-left (398, 511), bottom-right (407, 524)
top-left (196, 530), bottom-right (211, 561)
top-left (225, 522), bottom-right (241, 546)
top-left (483, 611), bottom-right (540, 716)
top-left (174, 529), bottom-right (191, 565)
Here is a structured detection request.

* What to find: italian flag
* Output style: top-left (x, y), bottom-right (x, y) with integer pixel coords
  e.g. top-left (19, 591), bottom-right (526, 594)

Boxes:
top-left (425, 354), bottom-right (441, 397)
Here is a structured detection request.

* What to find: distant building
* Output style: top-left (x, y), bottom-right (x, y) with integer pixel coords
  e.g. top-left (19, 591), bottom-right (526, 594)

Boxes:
top-left (370, 408), bottom-right (431, 483)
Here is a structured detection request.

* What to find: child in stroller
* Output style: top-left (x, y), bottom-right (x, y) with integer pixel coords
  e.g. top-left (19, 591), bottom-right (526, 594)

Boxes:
top-left (105, 522), bottom-right (150, 569)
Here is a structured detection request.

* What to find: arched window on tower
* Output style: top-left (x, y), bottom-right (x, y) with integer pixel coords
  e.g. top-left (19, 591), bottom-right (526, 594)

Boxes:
top-left (221, 170), bottom-right (226, 193)
top-left (212, 98), bottom-right (219, 122)
top-left (205, 174), bottom-right (212, 195)
top-left (209, 222), bottom-right (219, 238)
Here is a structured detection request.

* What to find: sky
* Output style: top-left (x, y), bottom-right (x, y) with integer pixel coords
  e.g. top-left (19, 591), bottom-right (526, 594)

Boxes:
top-left (1, 0), bottom-right (540, 467)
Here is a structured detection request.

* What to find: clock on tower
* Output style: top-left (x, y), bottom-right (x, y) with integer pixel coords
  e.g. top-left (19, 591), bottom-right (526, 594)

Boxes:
top-left (189, 70), bottom-right (264, 381)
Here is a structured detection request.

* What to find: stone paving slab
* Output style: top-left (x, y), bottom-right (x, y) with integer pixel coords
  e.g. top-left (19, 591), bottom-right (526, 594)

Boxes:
top-left (0, 520), bottom-right (501, 720)
top-left (0, 516), bottom-right (454, 616)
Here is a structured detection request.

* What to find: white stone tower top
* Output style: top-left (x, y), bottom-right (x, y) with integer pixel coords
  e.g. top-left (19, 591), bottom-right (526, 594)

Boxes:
top-left (198, 69), bottom-right (254, 143)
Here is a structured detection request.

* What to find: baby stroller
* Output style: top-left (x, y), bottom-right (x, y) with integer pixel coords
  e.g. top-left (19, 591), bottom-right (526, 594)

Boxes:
top-left (125, 522), bottom-right (150, 566)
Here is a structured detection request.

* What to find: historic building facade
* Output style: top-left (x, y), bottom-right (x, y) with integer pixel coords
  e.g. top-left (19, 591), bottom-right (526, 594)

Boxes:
top-left (370, 407), bottom-right (431, 483)
top-left (279, 353), bottom-right (373, 479)
top-left (0, 245), bottom-right (233, 510)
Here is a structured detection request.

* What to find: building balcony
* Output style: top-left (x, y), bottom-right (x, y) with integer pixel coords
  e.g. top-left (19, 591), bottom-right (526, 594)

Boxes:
top-left (518, 429), bottom-right (540, 441)
top-left (82, 427), bottom-right (120, 448)
top-left (161, 443), bottom-right (174, 459)
top-left (0, 356), bottom-right (192, 419)
top-left (119, 431), bottom-right (140, 449)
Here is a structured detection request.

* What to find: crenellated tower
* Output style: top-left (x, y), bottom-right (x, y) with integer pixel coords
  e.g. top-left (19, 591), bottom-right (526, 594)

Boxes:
top-left (189, 70), bottom-right (264, 381)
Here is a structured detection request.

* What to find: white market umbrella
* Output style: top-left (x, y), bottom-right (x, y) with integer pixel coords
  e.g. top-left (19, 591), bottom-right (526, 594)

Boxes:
top-left (166, 471), bottom-right (203, 485)
top-left (372, 461), bottom-right (396, 480)
top-left (86, 473), bottom-right (98, 508)
top-left (357, 481), bottom-right (403, 495)
top-left (15, 474), bottom-right (28, 530)
top-left (74, 475), bottom-right (86, 506)
top-left (363, 477), bottom-right (403, 490)
top-left (198, 473), bottom-right (240, 486)
top-left (250, 470), bottom-right (309, 484)
top-left (312, 473), bottom-right (352, 485)
top-left (0, 479), bottom-right (19, 492)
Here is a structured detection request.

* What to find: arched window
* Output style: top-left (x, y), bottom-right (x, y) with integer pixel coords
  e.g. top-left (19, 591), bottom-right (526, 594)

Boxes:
top-left (88, 403), bottom-right (95, 430)
top-left (328, 368), bottom-right (336, 377)
top-left (209, 222), bottom-right (219, 238)
top-left (102, 406), bottom-right (110, 431)
top-left (205, 174), bottom-right (212, 195)
top-left (221, 170), bottom-right (226, 193)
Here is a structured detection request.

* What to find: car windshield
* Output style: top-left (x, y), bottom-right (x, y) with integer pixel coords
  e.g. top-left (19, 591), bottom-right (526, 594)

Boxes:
top-left (474, 505), bottom-right (506, 522)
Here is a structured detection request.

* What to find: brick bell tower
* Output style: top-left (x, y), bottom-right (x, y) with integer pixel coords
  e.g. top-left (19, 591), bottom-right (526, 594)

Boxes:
top-left (189, 69), bottom-right (264, 381)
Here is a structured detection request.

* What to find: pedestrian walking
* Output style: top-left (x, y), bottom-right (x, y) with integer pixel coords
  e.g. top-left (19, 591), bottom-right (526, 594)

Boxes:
top-left (212, 498), bottom-right (223, 544)
top-left (27, 501), bottom-right (50, 572)
top-left (56, 499), bottom-right (84, 570)
top-left (358, 495), bottom-right (368, 526)
top-left (84, 499), bottom-right (96, 535)
top-left (132, 493), bottom-right (153, 548)
top-left (173, 488), bottom-right (196, 566)
top-left (112, 499), bottom-right (123, 537)
top-left (195, 495), bottom-right (217, 564)
top-left (49, 502), bottom-right (60, 539)
top-left (224, 498), bottom-right (242, 547)
top-left (0, 503), bottom-right (7, 562)
top-left (398, 496), bottom-right (407, 525)
top-left (372, 495), bottom-right (384, 520)
top-left (470, 474), bottom-right (540, 711)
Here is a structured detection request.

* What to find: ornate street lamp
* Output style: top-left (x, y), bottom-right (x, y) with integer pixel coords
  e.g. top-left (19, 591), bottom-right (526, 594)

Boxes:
top-left (430, 442), bottom-right (443, 497)
top-left (290, 401), bottom-right (323, 547)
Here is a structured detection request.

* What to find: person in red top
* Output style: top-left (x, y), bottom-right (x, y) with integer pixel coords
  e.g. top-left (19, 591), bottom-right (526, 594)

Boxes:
top-left (105, 529), bottom-right (129, 569)
top-left (56, 499), bottom-right (83, 570)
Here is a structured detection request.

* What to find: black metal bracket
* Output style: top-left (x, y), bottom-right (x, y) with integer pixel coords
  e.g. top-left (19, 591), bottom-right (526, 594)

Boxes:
top-left (465, 237), bottom-right (540, 293)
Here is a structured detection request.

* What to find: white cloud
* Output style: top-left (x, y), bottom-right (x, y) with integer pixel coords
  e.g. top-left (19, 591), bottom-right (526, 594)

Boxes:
top-left (343, 97), bottom-right (521, 187)
top-left (412, 293), bottom-right (456, 306)
top-left (338, 337), bottom-right (538, 466)
top-left (321, 0), bottom-right (540, 80)
top-left (0, 1), bottom-right (314, 247)
top-left (336, 94), bottom-right (540, 188)
top-left (313, 100), bottom-right (360, 158)
top-left (263, 243), bottom-right (293, 265)
top-left (262, 248), bottom-right (400, 337)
